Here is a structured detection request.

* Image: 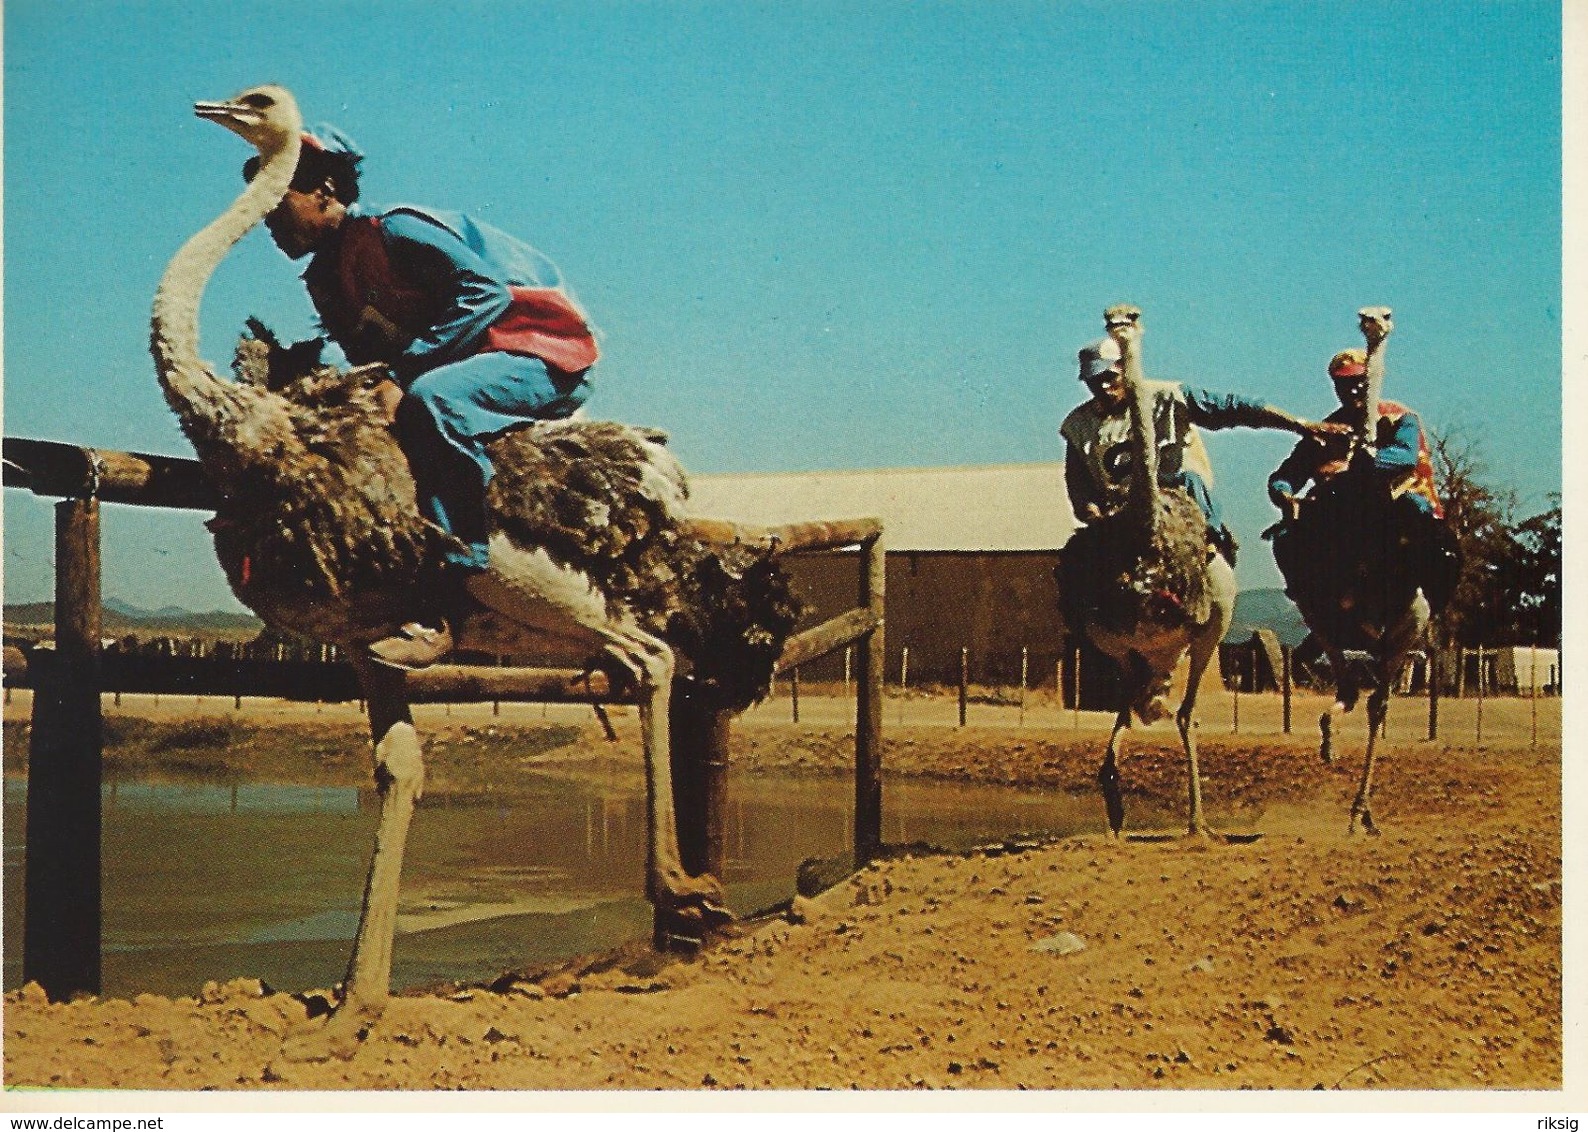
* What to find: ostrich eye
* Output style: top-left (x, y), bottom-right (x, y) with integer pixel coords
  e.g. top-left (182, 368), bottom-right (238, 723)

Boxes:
top-left (239, 93), bottom-right (275, 109)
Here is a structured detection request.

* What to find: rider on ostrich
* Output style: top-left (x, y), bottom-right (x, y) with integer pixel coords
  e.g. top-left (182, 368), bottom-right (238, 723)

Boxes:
top-left (1267, 347), bottom-right (1460, 656)
top-left (245, 125), bottom-right (597, 670)
top-left (1059, 336), bottom-right (1344, 587)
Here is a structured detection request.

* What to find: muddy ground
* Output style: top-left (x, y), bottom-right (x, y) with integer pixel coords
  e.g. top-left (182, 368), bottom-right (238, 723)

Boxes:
top-left (0, 691), bottom-right (1568, 1095)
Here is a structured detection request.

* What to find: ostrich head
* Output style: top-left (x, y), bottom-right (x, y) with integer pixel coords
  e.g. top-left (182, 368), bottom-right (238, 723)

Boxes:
top-left (1104, 303), bottom-right (1143, 347)
top-left (194, 85), bottom-right (302, 160)
top-left (1358, 306), bottom-right (1394, 348)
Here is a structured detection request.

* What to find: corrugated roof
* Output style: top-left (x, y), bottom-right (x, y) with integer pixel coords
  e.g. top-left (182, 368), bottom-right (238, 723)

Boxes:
top-left (686, 463), bottom-right (1077, 552)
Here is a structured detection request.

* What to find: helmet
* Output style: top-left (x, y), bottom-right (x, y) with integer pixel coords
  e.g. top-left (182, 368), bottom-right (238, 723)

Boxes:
top-left (1328, 348), bottom-right (1367, 379)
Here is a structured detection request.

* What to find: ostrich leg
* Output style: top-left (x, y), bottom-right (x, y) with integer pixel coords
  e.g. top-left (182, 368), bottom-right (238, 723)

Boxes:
top-left (462, 556), bottom-right (727, 929)
top-left (1098, 706), bottom-right (1131, 837)
top-left (1176, 553), bottom-right (1233, 837)
top-left (1349, 687), bottom-right (1388, 836)
top-left (621, 631), bottom-right (731, 935)
top-left (287, 657), bottom-right (424, 1060)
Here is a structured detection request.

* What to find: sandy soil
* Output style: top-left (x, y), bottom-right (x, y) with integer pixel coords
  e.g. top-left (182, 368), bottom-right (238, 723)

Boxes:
top-left (0, 691), bottom-right (1566, 1094)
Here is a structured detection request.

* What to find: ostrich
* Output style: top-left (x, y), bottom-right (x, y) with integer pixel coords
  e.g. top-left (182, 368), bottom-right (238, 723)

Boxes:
top-left (152, 85), bottom-right (796, 1052)
top-left (1061, 305), bottom-right (1238, 838)
top-left (1274, 307), bottom-right (1450, 834)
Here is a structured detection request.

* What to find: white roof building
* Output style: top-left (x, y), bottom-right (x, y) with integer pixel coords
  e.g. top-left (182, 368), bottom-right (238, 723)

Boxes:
top-left (686, 462), bottom-right (1077, 553)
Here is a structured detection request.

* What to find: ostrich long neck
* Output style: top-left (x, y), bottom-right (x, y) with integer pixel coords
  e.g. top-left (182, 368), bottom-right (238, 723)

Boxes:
top-left (1121, 333), bottom-right (1161, 538)
top-left (150, 132), bottom-right (301, 425)
top-left (1361, 332), bottom-right (1386, 445)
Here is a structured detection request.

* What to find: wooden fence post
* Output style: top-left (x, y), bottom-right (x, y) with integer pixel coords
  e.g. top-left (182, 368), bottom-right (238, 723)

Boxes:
top-left (663, 679), bottom-right (731, 947)
top-left (791, 667), bottom-right (800, 724)
top-left (854, 534), bottom-right (885, 865)
top-left (1281, 646), bottom-right (1292, 734)
top-left (958, 647), bottom-right (968, 728)
top-left (24, 497), bottom-right (103, 999)
top-left (1428, 642), bottom-right (1440, 741)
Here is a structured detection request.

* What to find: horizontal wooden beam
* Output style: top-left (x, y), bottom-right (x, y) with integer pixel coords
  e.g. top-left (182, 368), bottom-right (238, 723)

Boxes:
top-left (680, 516), bottom-right (882, 555)
top-left (775, 607), bottom-right (881, 673)
top-left (404, 664), bottom-right (633, 705)
top-left (3, 438), bottom-right (217, 511)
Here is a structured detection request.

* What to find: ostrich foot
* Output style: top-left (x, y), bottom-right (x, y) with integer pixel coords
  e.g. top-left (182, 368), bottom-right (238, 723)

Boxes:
top-left (652, 869), bottom-right (734, 932)
top-left (280, 998), bottom-right (382, 1063)
top-left (1319, 711), bottom-right (1334, 764)
top-left (1349, 800), bottom-right (1380, 837)
top-left (1098, 762), bottom-right (1125, 837)
top-left (1134, 692), bottom-right (1171, 725)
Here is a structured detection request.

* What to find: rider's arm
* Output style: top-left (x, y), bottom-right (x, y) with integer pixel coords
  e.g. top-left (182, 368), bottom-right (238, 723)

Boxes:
top-left (1181, 385), bottom-right (1309, 435)
top-left (1268, 439), bottom-right (1316, 509)
top-left (380, 212), bottom-right (514, 387)
top-left (1065, 443), bottom-right (1104, 521)
top-left (1371, 412), bottom-right (1422, 473)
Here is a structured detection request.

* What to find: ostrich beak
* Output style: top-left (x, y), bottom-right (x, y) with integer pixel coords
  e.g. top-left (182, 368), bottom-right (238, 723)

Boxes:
top-left (194, 99), bottom-right (256, 129)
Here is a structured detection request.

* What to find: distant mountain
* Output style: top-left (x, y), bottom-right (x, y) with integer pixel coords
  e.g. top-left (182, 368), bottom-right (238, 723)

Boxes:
top-left (1224, 587), bottom-right (1308, 648)
top-left (4, 599), bottom-right (262, 638)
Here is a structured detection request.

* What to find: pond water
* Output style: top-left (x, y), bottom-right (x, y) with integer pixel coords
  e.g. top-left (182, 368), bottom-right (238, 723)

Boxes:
top-left (2, 767), bottom-right (1130, 999)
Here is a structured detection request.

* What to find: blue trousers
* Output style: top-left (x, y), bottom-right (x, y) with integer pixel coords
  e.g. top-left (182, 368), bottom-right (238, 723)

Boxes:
top-left (395, 352), bottom-right (591, 571)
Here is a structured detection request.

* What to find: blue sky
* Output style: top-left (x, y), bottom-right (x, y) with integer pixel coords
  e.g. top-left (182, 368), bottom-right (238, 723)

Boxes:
top-left (2, 0), bottom-right (1563, 611)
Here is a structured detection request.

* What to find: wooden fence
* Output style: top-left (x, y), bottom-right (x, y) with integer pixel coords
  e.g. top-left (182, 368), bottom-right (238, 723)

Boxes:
top-left (3, 436), bottom-right (884, 995)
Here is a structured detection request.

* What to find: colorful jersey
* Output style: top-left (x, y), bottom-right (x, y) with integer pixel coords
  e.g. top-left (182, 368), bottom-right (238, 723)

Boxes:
top-left (1059, 381), bottom-right (1276, 519)
top-left (1268, 400), bottom-right (1443, 518)
top-left (304, 203), bottom-right (598, 386)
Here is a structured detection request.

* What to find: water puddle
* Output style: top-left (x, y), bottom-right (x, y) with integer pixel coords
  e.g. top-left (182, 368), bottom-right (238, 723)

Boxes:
top-left (3, 766), bottom-right (1123, 998)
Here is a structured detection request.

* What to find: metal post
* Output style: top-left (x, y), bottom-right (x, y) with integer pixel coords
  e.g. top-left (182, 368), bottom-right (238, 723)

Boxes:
top-left (24, 498), bottom-right (104, 999)
top-left (1019, 647), bottom-right (1028, 726)
top-left (958, 647), bottom-right (968, 727)
top-left (1281, 646), bottom-right (1292, 734)
top-left (1073, 646), bottom-right (1082, 727)
top-left (898, 645), bottom-right (908, 728)
top-left (1231, 677), bottom-right (1240, 733)
top-left (1475, 645), bottom-right (1485, 744)
top-left (843, 647), bottom-right (852, 696)
top-left (854, 534), bottom-right (885, 865)
top-left (1530, 642), bottom-right (1539, 750)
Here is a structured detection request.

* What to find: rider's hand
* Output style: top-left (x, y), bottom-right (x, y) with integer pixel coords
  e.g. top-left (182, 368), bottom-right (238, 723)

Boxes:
top-left (371, 376), bottom-right (404, 424)
top-left (1276, 493), bottom-right (1301, 523)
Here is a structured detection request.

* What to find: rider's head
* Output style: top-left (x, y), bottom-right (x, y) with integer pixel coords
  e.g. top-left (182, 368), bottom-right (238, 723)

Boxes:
top-left (245, 124), bottom-right (363, 260)
top-left (1329, 348), bottom-right (1369, 414)
top-left (1078, 337), bottom-right (1126, 408)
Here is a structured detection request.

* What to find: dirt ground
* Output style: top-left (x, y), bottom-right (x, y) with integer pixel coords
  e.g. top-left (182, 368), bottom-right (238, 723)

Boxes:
top-left (0, 688), bottom-right (1569, 1096)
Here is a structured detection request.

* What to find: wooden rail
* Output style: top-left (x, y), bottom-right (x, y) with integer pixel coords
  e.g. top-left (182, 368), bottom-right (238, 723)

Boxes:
top-left (4, 435), bottom-right (885, 990)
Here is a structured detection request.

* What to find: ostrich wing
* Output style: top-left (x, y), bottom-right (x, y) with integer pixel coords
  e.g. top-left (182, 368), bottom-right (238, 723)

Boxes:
top-left (486, 420), bottom-right (800, 710)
